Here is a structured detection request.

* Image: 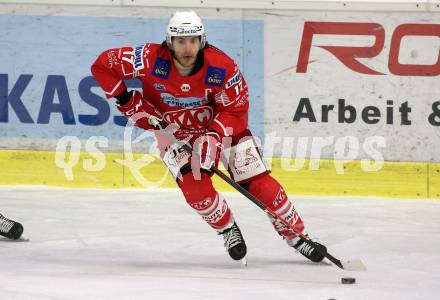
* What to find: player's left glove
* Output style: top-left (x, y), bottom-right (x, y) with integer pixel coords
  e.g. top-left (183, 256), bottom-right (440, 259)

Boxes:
top-left (196, 131), bottom-right (223, 171)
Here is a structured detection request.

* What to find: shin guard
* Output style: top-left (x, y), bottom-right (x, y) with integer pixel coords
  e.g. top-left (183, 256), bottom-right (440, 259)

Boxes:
top-left (178, 173), bottom-right (234, 231)
top-left (246, 175), bottom-right (306, 239)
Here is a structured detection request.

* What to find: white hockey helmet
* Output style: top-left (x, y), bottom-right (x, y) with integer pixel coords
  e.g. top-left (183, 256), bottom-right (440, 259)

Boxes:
top-left (166, 11), bottom-right (206, 49)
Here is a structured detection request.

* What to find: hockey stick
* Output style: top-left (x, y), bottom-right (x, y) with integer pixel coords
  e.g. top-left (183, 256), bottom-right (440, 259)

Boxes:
top-left (150, 120), bottom-right (365, 271)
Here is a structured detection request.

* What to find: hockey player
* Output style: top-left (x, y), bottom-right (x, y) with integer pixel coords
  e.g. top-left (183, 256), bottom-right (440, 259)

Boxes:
top-left (0, 213), bottom-right (23, 240)
top-left (91, 11), bottom-right (326, 263)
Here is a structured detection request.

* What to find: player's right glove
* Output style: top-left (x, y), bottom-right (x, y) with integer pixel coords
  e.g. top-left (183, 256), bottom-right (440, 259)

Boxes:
top-left (115, 90), bottom-right (164, 130)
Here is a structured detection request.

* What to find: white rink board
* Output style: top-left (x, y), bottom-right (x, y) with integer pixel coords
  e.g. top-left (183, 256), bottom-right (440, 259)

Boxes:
top-left (1, 187), bottom-right (440, 300)
top-left (264, 11), bottom-right (440, 162)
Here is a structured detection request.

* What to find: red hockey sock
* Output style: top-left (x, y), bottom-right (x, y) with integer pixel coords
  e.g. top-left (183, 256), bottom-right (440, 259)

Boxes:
top-left (246, 175), bottom-right (306, 239)
top-left (178, 172), bottom-right (234, 231)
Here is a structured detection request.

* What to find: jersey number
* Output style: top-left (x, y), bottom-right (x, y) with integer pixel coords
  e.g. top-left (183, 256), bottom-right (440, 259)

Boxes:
top-left (234, 81), bottom-right (243, 95)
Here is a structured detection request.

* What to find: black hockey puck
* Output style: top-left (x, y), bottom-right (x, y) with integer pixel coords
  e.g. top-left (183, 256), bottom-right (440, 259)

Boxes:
top-left (341, 277), bottom-right (356, 284)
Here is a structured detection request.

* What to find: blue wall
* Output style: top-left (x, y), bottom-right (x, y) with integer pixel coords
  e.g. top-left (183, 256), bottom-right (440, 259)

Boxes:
top-left (0, 15), bottom-right (264, 144)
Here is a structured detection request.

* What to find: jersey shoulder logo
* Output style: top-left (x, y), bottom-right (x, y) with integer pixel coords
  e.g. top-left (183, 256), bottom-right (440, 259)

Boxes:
top-left (226, 70), bottom-right (241, 89)
top-left (205, 66), bottom-right (226, 87)
top-left (133, 45), bottom-right (145, 70)
top-left (151, 58), bottom-right (171, 79)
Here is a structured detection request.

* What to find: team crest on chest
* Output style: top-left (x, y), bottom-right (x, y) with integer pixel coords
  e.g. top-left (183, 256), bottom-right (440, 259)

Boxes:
top-left (163, 106), bottom-right (213, 129)
top-left (205, 66), bottom-right (226, 87)
top-left (151, 58), bottom-right (171, 79)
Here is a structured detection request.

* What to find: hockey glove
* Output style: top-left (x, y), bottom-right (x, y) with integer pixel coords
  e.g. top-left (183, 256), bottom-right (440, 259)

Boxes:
top-left (116, 90), bottom-right (164, 130)
top-left (195, 131), bottom-right (223, 171)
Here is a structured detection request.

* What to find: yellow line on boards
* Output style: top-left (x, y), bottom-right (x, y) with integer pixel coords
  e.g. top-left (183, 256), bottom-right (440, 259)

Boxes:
top-left (0, 150), bottom-right (438, 199)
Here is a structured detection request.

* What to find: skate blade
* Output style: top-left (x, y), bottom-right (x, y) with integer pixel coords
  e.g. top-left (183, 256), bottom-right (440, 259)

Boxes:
top-left (0, 235), bottom-right (30, 242)
top-left (341, 259), bottom-right (366, 271)
top-left (18, 235), bottom-right (30, 242)
top-left (241, 257), bottom-right (247, 267)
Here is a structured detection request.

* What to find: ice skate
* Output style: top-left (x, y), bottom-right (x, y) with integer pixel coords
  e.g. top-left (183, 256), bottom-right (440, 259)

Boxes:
top-left (220, 222), bottom-right (247, 261)
top-left (287, 236), bottom-right (327, 263)
top-left (0, 214), bottom-right (24, 240)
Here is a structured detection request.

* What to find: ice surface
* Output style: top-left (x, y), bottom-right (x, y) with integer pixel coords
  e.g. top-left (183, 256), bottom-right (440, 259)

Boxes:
top-left (1, 187), bottom-right (439, 300)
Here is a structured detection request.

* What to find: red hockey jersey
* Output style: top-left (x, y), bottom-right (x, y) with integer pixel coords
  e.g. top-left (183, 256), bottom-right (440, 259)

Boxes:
top-left (91, 43), bottom-right (250, 140)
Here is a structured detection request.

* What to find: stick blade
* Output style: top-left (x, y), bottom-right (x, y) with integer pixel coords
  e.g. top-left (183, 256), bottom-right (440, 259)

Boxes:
top-left (341, 259), bottom-right (366, 271)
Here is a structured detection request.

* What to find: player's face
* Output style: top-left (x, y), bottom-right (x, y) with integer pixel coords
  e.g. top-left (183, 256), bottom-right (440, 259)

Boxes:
top-left (171, 36), bottom-right (201, 68)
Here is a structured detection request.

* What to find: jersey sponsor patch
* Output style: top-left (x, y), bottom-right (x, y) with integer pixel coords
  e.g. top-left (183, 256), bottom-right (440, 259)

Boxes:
top-left (161, 93), bottom-right (207, 108)
top-left (153, 83), bottom-right (166, 91)
top-left (225, 70), bottom-right (241, 89)
top-left (180, 83), bottom-right (191, 92)
top-left (133, 45), bottom-right (145, 70)
top-left (205, 66), bottom-right (226, 87)
top-left (163, 106), bottom-right (213, 129)
top-left (152, 58), bottom-right (171, 79)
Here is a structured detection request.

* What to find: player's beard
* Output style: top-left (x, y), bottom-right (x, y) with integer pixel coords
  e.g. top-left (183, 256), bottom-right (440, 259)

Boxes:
top-left (175, 53), bottom-right (197, 68)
